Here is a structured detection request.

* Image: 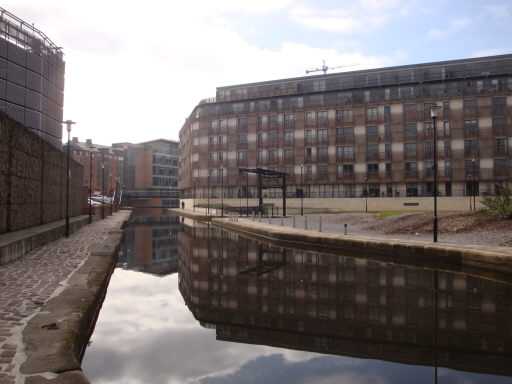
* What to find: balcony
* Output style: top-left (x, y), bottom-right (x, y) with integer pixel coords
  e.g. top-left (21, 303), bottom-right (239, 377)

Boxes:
top-left (305, 137), bottom-right (316, 146)
top-left (257, 140), bottom-right (265, 148)
top-left (404, 170), bottom-right (418, 179)
top-left (384, 151), bottom-right (392, 161)
top-left (404, 111), bottom-right (417, 121)
top-left (493, 146), bottom-right (508, 156)
top-left (404, 151), bottom-right (417, 160)
top-left (423, 169), bottom-right (435, 179)
top-left (316, 172), bottom-right (330, 182)
top-left (463, 107), bottom-right (479, 118)
top-left (384, 132), bottom-right (392, 142)
top-left (423, 130), bottom-right (434, 140)
top-left (265, 139), bottom-right (279, 148)
top-left (236, 158), bottom-right (248, 166)
top-left (336, 171), bottom-right (355, 181)
top-left (494, 167), bottom-right (509, 178)
top-left (492, 105), bottom-right (506, 115)
top-left (316, 118), bottom-right (329, 128)
top-left (336, 153), bottom-right (354, 163)
top-left (316, 136), bottom-right (329, 146)
top-left (283, 138), bottom-right (295, 147)
top-left (464, 148), bottom-right (479, 158)
top-left (316, 154), bottom-right (329, 163)
top-left (366, 114), bottom-right (378, 124)
top-left (404, 131), bottom-right (417, 140)
top-left (268, 121), bottom-right (281, 130)
top-left (283, 155), bottom-right (295, 164)
top-left (464, 127), bottom-right (479, 138)
top-left (424, 149), bottom-right (434, 159)
top-left (366, 151), bottom-right (379, 161)
top-left (366, 171), bottom-right (379, 180)
top-left (366, 133), bottom-right (379, 143)
top-left (335, 116), bottom-right (354, 125)
top-left (236, 141), bottom-right (248, 150)
top-left (465, 168), bottom-right (479, 178)
top-left (209, 142), bottom-right (227, 151)
top-left (443, 148), bottom-right (452, 158)
top-left (493, 124), bottom-right (507, 137)
top-left (283, 120), bottom-right (295, 129)
top-left (336, 135), bottom-right (354, 144)
top-left (304, 155), bottom-right (315, 164)
top-left (236, 124), bottom-right (248, 133)
top-left (267, 156), bottom-right (279, 165)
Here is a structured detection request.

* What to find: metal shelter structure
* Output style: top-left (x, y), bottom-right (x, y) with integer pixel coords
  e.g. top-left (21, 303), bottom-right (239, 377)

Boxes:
top-left (238, 168), bottom-right (287, 216)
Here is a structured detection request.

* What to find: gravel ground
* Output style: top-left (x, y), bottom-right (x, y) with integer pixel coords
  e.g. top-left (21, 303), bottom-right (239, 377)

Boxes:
top-left (271, 211), bottom-right (512, 247)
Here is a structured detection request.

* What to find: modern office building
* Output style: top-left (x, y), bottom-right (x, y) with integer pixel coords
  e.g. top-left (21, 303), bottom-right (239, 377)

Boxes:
top-left (114, 139), bottom-right (179, 207)
top-left (179, 54), bottom-right (512, 209)
top-left (64, 137), bottom-right (123, 196)
top-left (0, 7), bottom-right (65, 147)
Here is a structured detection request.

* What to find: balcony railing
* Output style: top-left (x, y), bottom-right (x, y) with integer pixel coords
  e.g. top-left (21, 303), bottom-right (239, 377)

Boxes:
top-left (336, 171), bottom-right (355, 180)
top-left (404, 151), bottom-right (417, 160)
top-left (492, 106), bottom-right (506, 115)
top-left (336, 153), bottom-right (354, 162)
top-left (493, 125), bottom-right (507, 137)
top-left (236, 141), bottom-right (248, 150)
top-left (463, 107), bottom-right (479, 118)
top-left (316, 136), bottom-right (329, 145)
top-left (283, 120), bottom-right (295, 129)
top-left (404, 170), bottom-right (418, 178)
top-left (283, 138), bottom-right (295, 147)
top-left (366, 151), bottom-right (379, 161)
top-left (336, 135), bottom-right (354, 144)
top-left (283, 155), bottom-right (295, 164)
top-left (493, 146), bottom-right (508, 156)
top-left (316, 154), bottom-right (329, 163)
top-left (366, 133), bottom-right (379, 143)
top-left (305, 137), bottom-right (316, 146)
top-left (423, 130), bottom-right (434, 140)
top-left (464, 127), bottom-right (479, 138)
top-left (464, 148), bottom-right (479, 158)
top-left (494, 167), bottom-right (509, 178)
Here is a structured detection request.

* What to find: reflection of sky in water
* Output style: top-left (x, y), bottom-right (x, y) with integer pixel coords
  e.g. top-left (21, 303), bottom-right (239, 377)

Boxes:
top-left (82, 269), bottom-right (510, 384)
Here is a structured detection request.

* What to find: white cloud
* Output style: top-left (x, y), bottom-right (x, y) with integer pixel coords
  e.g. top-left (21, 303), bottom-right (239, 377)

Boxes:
top-left (428, 15), bottom-right (471, 39)
top-left (472, 47), bottom-right (512, 58)
top-left (485, 3), bottom-right (511, 19)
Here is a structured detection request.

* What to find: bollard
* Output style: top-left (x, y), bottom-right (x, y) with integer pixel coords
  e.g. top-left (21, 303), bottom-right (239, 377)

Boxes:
top-left (280, 217), bottom-right (283, 226)
top-left (344, 223), bottom-right (348, 235)
top-left (252, 212), bottom-right (255, 221)
top-left (259, 212), bottom-right (261, 222)
top-left (269, 216), bottom-right (272, 224)
top-left (304, 216), bottom-right (308, 230)
top-left (293, 216), bottom-right (296, 228)
top-left (319, 216), bottom-right (322, 232)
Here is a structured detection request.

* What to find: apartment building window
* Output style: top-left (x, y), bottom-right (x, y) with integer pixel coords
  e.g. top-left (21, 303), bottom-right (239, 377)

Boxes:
top-left (337, 126), bottom-right (354, 138)
top-left (385, 144), bottom-right (391, 160)
top-left (335, 109), bottom-right (342, 123)
top-left (217, 152), bottom-right (223, 161)
top-left (493, 117), bottom-right (507, 136)
top-left (463, 99), bottom-right (477, 116)
top-left (443, 121), bottom-right (450, 136)
top-left (209, 136), bottom-right (214, 146)
top-left (464, 139), bottom-right (479, 156)
top-left (283, 148), bottom-right (294, 159)
top-left (492, 97), bottom-right (506, 115)
top-left (284, 113), bottom-right (294, 127)
top-left (366, 125), bottom-right (378, 142)
top-left (237, 117), bottom-right (247, 129)
top-left (317, 147), bottom-right (328, 162)
top-left (464, 120), bottom-right (478, 137)
top-left (209, 120), bottom-right (215, 130)
top-left (338, 164), bottom-right (354, 179)
top-left (284, 131), bottom-right (294, 145)
top-left (367, 163), bottom-right (378, 177)
top-left (404, 142), bottom-right (417, 158)
top-left (268, 149), bottom-right (277, 161)
top-left (237, 134), bottom-right (246, 144)
top-left (268, 131), bottom-right (278, 143)
top-left (218, 136), bottom-right (224, 144)
top-left (494, 159), bottom-right (508, 177)
top-left (445, 160), bottom-right (452, 176)
top-left (404, 123), bottom-right (417, 139)
top-left (384, 125), bottom-right (391, 140)
top-left (369, 183), bottom-right (380, 197)
top-left (424, 141), bottom-right (434, 157)
top-left (386, 183), bottom-right (392, 197)
top-left (366, 107), bottom-right (378, 121)
top-left (317, 128), bottom-right (328, 144)
top-left (493, 138), bottom-right (507, 155)
top-left (305, 111), bottom-right (313, 124)
top-left (257, 116), bottom-right (263, 128)
top-left (342, 109), bottom-right (353, 123)
top-left (305, 129), bottom-right (313, 145)
top-left (316, 110), bottom-right (328, 123)
top-left (237, 151), bottom-right (246, 161)
top-left (404, 103), bottom-right (416, 120)
top-left (406, 183), bottom-right (418, 197)
top-left (443, 101), bottom-right (450, 111)
top-left (257, 150), bottom-right (263, 160)
top-left (337, 145), bottom-right (353, 162)
top-left (268, 114), bottom-right (278, 129)
top-left (445, 182), bottom-right (452, 196)
top-left (405, 162), bottom-right (418, 177)
top-left (218, 120), bottom-right (225, 129)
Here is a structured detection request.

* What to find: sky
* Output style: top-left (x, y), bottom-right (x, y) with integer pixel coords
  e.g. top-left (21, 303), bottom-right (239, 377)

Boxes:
top-left (4, 0), bottom-right (512, 146)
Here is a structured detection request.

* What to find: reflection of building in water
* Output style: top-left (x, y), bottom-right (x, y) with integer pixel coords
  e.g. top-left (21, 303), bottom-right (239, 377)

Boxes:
top-left (178, 224), bottom-right (512, 376)
top-left (120, 210), bottom-right (179, 275)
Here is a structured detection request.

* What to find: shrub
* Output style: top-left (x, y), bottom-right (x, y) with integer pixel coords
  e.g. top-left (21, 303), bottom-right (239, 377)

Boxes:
top-left (482, 183), bottom-right (512, 219)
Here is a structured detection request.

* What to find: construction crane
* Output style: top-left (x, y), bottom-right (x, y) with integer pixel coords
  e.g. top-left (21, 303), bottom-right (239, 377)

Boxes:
top-left (306, 60), bottom-right (359, 75)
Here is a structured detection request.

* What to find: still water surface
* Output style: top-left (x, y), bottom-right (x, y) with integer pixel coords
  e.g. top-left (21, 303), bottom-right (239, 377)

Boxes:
top-left (82, 209), bottom-right (512, 383)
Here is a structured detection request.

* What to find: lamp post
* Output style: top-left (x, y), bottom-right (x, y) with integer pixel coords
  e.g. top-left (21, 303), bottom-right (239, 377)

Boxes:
top-left (87, 142), bottom-right (93, 224)
top-left (472, 158), bottom-right (476, 211)
top-left (101, 159), bottom-right (105, 220)
top-left (300, 162), bottom-right (304, 216)
top-left (431, 105), bottom-right (441, 242)
top-left (193, 177), bottom-right (196, 212)
top-left (220, 166), bottom-right (224, 217)
top-left (64, 120), bottom-right (75, 237)
top-left (364, 176), bottom-right (368, 213)
top-left (207, 169), bottom-right (210, 215)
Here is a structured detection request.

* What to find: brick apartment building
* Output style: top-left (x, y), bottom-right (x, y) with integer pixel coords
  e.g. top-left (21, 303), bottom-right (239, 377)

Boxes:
top-left (178, 54), bottom-right (512, 208)
top-left (65, 137), bottom-right (123, 196)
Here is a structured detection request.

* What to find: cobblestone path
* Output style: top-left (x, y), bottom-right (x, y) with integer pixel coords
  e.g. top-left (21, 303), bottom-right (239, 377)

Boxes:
top-left (0, 213), bottom-right (128, 384)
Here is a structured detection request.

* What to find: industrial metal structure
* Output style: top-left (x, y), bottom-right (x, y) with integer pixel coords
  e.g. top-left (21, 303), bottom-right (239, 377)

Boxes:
top-left (0, 7), bottom-right (65, 147)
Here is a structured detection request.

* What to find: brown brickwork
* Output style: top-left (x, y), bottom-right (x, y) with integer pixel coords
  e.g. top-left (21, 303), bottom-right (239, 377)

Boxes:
top-left (0, 112), bottom-right (86, 234)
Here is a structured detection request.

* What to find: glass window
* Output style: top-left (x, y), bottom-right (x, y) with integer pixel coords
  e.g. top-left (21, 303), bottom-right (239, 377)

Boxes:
top-left (404, 123), bottom-right (417, 138)
top-left (404, 142), bottom-right (417, 155)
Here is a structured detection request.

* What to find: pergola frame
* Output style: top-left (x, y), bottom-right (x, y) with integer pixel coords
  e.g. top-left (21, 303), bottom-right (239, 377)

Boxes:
top-left (238, 168), bottom-right (287, 216)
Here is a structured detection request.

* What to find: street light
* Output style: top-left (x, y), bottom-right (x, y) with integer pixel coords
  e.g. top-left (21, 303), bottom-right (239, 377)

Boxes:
top-left (220, 166), bottom-right (224, 217)
top-left (431, 104), bottom-right (441, 242)
top-left (364, 176), bottom-right (368, 213)
top-left (87, 141), bottom-right (93, 224)
top-left (207, 169), bottom-right (210, 215)
top-left (193, 177), bottom-right (196, 212)
top-left (101, 158), bottom-right (105, 220)
top-left (472, 158), bottom-right (476, 211)
top-left (300, 162), bottom-right (304, 216)
top-left (64, 120), bottom-right (75, 237)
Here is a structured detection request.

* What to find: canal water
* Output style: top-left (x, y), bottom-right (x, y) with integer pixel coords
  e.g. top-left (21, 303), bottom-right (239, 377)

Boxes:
top-left (82, 208), bottom-right (512, 383)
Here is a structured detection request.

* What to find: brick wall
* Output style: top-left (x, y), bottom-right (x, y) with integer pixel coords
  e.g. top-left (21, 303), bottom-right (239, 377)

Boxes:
top-left (0, 112), bottom-right (86, 234)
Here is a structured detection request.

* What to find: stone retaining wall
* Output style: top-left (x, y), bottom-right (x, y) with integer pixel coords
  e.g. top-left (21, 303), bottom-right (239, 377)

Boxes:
top-left (0, 111), bottom-right (86, 234)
